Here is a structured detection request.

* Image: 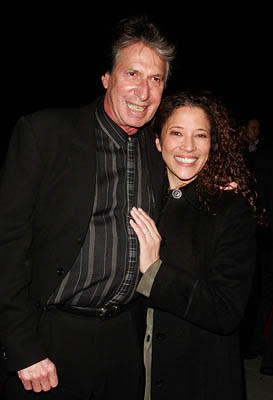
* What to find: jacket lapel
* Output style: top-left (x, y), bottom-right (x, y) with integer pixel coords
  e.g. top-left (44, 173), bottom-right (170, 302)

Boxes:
top-left (66, 101), bottom-right (98, 233)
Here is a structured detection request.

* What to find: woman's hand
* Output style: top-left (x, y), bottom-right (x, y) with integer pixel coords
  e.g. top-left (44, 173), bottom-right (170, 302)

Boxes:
top-left (130, 207), bottom-right (161, 273)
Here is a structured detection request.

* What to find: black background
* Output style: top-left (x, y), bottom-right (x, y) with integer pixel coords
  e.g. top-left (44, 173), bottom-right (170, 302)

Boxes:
top-left (3, 4), bottom-right (270, 164)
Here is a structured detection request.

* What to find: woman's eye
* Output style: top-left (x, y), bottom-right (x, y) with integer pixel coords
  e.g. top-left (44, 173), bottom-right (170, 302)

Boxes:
top-left (170, 131), bottom-right (181, 136)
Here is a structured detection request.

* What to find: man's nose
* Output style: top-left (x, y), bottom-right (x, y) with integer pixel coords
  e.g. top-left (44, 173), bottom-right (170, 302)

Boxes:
top-left (134, 79), bottom-right (150, 101)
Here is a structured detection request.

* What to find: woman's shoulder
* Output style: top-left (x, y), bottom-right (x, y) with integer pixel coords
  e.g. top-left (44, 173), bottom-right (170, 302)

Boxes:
top-left (212, 190), bottom-right (252, 218)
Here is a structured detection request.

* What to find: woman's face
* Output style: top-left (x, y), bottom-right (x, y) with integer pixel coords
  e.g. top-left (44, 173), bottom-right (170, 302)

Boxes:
top-left (156, 106), bottom-right (211, 189)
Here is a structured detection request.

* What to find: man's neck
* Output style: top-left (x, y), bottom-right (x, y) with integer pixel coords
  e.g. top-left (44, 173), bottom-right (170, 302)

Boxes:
top-left (103, 102), bottom-right (138, 136)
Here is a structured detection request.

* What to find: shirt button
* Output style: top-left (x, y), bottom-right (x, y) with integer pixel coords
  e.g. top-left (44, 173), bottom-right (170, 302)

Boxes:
top-left (77, 236), bottom-right (84, 244)
top-left (24, 259), bottom-right (31, 267)
top-left (1, 347), bottom-right (8, 360)
top-left (56, 267), bottom-right (65, 276)
top-left (155, 332), bottom-right (167, 342)
top-left (154, 378), bottom-right (164, 389)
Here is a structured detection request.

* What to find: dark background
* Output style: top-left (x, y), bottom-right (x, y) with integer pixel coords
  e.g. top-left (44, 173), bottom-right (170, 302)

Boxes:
top-left (3, 4), bottom-right (270, 164)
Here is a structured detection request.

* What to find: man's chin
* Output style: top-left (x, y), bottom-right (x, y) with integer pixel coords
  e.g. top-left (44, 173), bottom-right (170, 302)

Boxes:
top-left (128, 117), bottom-right (150, 129)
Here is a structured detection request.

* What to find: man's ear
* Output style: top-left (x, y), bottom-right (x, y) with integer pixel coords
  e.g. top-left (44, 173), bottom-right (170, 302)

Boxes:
top-left (155, 136), bottom-right (162, 152)
top-left (101, 73), bottom-right (110, 89)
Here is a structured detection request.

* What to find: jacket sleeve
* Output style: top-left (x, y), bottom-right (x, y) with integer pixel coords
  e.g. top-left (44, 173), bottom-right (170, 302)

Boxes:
top-left (138, 198), bottom-right (257, 335)
top-left (0, 116), bottom-right (48, 371)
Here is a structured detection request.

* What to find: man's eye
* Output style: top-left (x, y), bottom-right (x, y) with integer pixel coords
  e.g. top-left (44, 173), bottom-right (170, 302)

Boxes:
top-left (127, 71), bottom-right (136, 77)
top-left (152, 76), bottom-right (162, 84)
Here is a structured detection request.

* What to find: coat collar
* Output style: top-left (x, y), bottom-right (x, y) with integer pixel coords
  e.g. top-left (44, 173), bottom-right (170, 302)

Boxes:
top-left (167, 179), bottom-right (211, 214)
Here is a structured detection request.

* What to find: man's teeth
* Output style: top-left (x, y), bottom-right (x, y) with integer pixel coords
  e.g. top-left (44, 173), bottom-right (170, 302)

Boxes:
top-left (175, 157), bottom-right (196, 164)
top-left (127, 103), bottom-right (146, 112)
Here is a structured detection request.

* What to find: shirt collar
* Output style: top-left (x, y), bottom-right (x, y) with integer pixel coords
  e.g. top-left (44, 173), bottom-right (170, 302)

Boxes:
top-left (95, 96), bottom-right (143, 147)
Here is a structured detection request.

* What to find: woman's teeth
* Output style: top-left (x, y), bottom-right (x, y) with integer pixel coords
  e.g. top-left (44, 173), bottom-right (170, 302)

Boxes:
top-left (175, 157), bottom-right (196, 164)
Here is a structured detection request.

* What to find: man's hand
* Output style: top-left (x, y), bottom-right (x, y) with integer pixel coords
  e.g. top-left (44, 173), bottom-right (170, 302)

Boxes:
top-left (18, 358), bottom-right (58, 393)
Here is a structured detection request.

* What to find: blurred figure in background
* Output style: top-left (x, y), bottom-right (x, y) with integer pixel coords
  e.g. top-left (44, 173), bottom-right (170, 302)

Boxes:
top-left (239, 117), bottom-right (260, 171)
top-left (239, 115), bottom-right (273, 375)
top-left (247, 134), bottom-right (273, 375)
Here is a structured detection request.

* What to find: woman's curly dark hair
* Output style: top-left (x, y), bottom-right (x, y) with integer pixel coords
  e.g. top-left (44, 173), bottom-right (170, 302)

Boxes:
top-left (152, 91), bottom-right (266, 226)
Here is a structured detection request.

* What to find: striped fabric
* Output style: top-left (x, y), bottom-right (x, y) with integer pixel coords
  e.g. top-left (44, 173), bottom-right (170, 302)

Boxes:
top-left (49, 99), bottom-right (155, 308)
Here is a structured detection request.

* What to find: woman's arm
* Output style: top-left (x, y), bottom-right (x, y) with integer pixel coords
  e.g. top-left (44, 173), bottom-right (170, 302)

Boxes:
top-left (131, 202), bottom-right (256, 335)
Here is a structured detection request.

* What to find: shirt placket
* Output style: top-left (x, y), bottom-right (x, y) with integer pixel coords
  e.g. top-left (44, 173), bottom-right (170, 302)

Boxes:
top-left (107, 136), bottom-right (139, 305)
top-left (126, 136), bottom-right (138, 293)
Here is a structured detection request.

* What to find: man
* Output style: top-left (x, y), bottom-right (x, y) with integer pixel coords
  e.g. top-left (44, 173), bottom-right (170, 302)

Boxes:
top-left (245, 118), bottom-right (260, 152)
top-left (240, 117), bottom-right (261, 171)
top-left (0, 16), bottom-right (175, 399)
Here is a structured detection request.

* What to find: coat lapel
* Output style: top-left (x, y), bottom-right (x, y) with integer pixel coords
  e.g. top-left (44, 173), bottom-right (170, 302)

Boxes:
top-left (66, 101), bottom-right (98, 233)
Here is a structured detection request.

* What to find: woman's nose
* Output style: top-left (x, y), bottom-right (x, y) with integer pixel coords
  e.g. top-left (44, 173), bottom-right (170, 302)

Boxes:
top-left (179, 136), bottom-right (196, 152)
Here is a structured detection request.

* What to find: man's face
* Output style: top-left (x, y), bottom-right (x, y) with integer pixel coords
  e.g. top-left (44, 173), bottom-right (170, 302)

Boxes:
top-left (246, 119), bottom-right (260, 141)
top-left (102, 42), bottom-right (166, 134)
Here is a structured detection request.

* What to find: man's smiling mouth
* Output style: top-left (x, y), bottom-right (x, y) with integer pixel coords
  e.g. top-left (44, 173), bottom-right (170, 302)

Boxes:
top-left (127, 102), bottom-right (146, 112)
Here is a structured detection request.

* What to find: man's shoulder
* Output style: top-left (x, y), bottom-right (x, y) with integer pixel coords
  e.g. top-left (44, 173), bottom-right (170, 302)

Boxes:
top-left (9, 99), bottom-right (100, 162)
top-left (22, 98), bottom-right (98, 131)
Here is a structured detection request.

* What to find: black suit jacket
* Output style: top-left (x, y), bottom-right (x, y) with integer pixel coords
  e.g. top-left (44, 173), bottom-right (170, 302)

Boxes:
top-left (0, 97), bottom-right (164, 371)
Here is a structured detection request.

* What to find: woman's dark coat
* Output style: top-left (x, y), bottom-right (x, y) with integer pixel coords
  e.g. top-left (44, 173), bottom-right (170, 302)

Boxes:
top-left (142, 181), bottom-right (256, 400)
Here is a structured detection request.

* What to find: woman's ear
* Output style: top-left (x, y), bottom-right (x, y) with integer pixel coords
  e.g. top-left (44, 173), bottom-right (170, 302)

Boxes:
top-left (155, 136), bottom-right (162, 152)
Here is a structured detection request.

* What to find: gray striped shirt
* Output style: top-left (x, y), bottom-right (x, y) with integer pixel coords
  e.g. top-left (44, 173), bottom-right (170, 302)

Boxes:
top-left (49, 99), bottom-right (155, 308)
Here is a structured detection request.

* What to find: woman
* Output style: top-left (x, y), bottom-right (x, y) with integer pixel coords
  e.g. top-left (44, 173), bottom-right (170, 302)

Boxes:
top-left (130, 92), bottom-right (265, 399)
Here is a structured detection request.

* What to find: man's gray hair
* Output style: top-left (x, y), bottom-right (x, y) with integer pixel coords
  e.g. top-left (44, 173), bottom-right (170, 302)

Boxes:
top-left (109, 15), bottom-right (176, 85)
